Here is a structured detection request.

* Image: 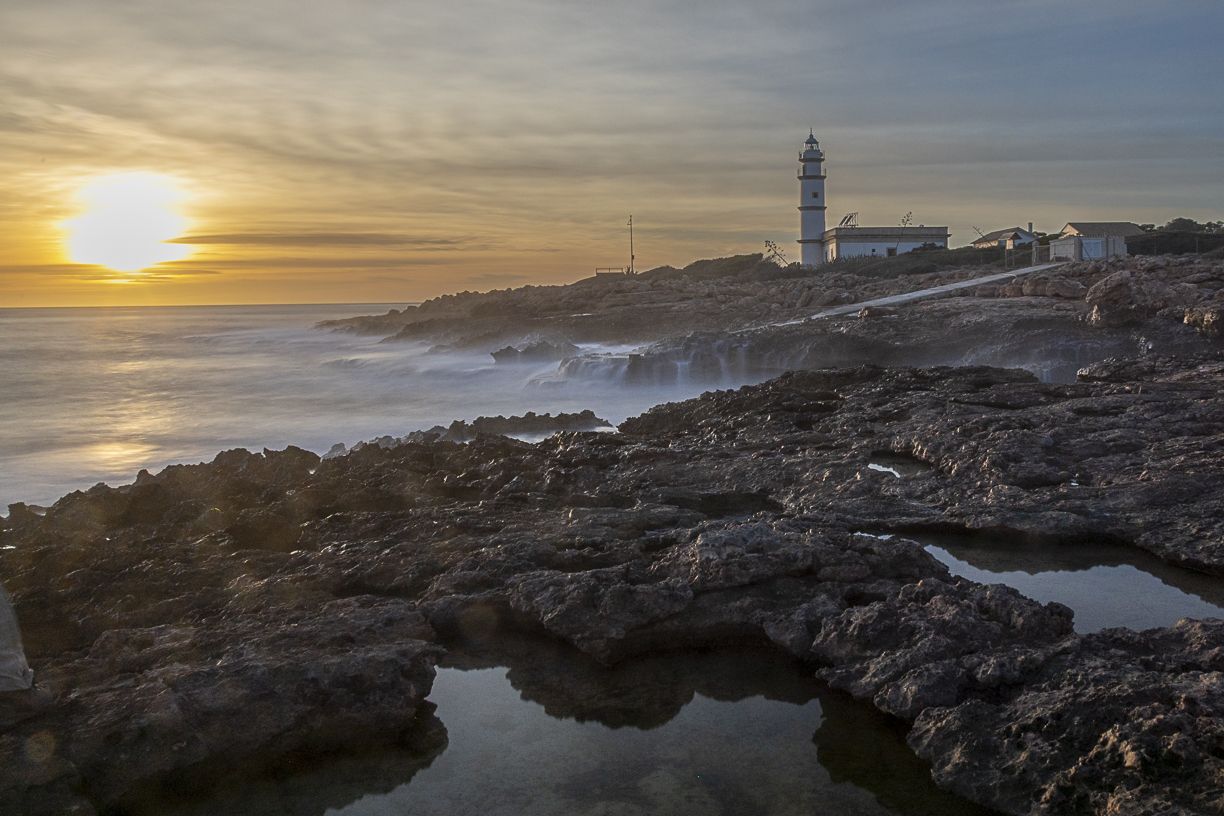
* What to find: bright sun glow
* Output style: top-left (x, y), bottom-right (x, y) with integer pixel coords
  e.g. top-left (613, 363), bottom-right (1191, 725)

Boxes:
top-left (62, 172), bottom-right (194, 272)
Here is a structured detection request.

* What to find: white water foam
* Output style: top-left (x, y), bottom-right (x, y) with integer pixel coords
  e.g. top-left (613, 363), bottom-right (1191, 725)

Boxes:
top-left (0, 304), bottom-right (706, 507)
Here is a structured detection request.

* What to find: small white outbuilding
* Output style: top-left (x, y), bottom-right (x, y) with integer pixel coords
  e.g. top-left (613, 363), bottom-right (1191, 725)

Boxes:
top-left (1050, 222), bottom-right (1144, 261)
top-left (823, 226), bottom-right (950, 261)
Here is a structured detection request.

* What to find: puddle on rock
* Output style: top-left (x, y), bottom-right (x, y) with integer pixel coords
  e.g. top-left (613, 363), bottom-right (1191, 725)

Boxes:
top-left (865, 454), bottom-right (931, 479)
top-left (919, 533), bottom-right (1224, 633)
top-left (129, 642), bottom-right (995, 816)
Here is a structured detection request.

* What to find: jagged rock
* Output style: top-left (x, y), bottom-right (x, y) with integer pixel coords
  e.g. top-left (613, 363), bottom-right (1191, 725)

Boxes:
top-left (0, 599), bottom-right (439, 815)
top-left (1086, 271), bottom-right (1200, 327)
top-left (491, 339), bottom-right (580, 364)
top-left (811, 577), bottom-right (1074, 719)
top-left (575, 263), bottom-right (1219, 390)
top-left (308, 253), bottom-right (1224, 381)
top-left (909, 620), bottom-right (1224, 816)
top-left (1021, 277), bottom-right (1047, 297)
top-left (404, 410), bottom-right (612, 444)
top-left (1044, 277), bottom-right (1088, 299)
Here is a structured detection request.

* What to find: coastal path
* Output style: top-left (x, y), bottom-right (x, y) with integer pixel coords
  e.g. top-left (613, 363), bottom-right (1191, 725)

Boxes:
top-left (768, 261), bottom-right (1067, 328)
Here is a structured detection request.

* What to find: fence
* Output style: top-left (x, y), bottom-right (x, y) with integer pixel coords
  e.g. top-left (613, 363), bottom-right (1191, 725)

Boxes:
top-left (1126, 231), bottom-right (1224, 256)
top-left (1004, 243), bottom-right (1051, 269)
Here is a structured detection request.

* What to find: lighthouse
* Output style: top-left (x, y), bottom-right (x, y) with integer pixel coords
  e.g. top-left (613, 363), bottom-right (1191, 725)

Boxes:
top-left (797, 130), bottom-right (827, 267)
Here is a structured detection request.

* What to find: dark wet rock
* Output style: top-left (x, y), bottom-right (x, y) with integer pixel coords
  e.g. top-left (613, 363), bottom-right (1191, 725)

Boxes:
top-left (316, 305), bottom-right (414, 336)
top-left (0, 598), bottom-right (438, 816)
top-left (909, 620), bottom-right (1224, 816)
top-left (811, 575), bottom-right (1074, 719)
top-left (620, 357), bottom-right (1224, 574)
top-left (3, 355), bottom-right (1224, 813)
top-left (403, 410), bottom-right (612, 443)
top-left (491, 339), bottom-right (580, 363)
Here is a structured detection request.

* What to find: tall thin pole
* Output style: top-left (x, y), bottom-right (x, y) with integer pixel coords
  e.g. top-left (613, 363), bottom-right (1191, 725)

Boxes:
top-left (628, 214), bottom-right (635, 274)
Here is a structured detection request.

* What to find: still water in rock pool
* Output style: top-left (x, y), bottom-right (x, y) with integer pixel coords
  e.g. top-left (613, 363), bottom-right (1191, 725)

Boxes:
top-left (132, 647), bottom-right (993, 816)
top-left (920, 534), bottom-right (1224, 633)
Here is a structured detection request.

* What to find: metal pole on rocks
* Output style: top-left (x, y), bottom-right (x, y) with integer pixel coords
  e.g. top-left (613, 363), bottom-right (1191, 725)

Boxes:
top-left (627, 215), bottom-right (635, 275)
top-left (0, 582), bottom-right (33, 691)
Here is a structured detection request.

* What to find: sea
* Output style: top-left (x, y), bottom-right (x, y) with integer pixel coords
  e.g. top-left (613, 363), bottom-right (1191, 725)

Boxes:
top-left (0, 303), bottom-right (701, 509)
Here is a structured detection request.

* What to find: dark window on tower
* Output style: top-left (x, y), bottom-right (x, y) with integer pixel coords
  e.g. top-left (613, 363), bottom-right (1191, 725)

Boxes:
top-left (811, 192), bottom-right (819, 199)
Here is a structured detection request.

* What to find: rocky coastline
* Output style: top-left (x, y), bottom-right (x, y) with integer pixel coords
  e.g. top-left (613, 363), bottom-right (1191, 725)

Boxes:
top-left (1, 353), bottom-right (1222, 813)
top-left (3, 252), bottom-right (1224, 815)
top-left (318, 252), bottom-right (1018, 350)
top-left (322, 252), bottom-right (1224, 397)
top-left (319, 410), bottom-right (613, 459)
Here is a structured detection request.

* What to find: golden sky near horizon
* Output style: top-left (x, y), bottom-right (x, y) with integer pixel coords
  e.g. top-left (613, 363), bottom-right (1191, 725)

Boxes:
top-left (1, 0), bottom-right (1221, 307)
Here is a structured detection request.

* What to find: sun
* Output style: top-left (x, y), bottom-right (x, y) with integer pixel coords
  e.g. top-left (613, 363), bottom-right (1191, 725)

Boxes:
top-left (62, 172), bottom-right (194, 273)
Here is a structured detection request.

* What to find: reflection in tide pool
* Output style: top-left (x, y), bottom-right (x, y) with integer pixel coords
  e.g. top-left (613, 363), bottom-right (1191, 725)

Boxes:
top-left (921, 535), bottom-right (1224, 633)
top-left (133, 647), bottom-right (993, 816)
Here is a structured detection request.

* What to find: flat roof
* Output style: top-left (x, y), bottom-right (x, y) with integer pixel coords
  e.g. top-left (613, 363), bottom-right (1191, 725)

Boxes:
top-left (824, 226), bottom-right (949, 239)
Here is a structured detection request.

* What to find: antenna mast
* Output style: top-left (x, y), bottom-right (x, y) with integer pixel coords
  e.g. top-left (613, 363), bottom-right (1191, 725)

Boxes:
top-left (627, 215), bottom-right (635, 274)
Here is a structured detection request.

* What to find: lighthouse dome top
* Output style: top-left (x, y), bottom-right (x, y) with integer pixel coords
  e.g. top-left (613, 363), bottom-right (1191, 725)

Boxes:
top-left (801, 131), bottom-right (823, 158)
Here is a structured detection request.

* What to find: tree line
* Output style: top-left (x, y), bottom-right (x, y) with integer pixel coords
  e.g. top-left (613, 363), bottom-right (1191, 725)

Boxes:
top-left (1139, 218), bottom-right (1223, 234)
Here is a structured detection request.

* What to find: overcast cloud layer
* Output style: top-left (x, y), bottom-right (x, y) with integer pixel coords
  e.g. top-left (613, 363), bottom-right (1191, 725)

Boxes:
top-left (1, 0), bottom-right (1221, 305)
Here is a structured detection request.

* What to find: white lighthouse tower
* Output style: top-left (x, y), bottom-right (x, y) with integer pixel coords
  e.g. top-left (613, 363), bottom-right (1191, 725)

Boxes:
top-left (797, 130), bottom-right (827, 267)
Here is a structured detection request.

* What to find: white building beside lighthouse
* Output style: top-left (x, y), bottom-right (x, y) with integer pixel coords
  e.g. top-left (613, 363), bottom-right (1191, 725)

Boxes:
top-left (797, 131), bottom-right (949, 266)
top-left (796, 131), bottom-right (827, 267)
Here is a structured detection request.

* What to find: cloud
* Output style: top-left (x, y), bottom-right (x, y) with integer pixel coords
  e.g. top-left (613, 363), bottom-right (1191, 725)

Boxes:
top-left (145, 271), bottom-right (222, 281)
top-left (171, 232), bottom-right (472, 248)
top-left (462, 273), bottom-right (530, 286)
top-left (362, 271), bottom-right (530, 289)
top-left (175, 256), bottom-right (471, 269)
top-left (1, 0), bottom-right (1222, 305)
top-left (0, 263), bottom-right (223, 280)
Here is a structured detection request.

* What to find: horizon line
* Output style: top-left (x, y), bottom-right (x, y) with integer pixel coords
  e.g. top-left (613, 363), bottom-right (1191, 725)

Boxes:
top-left (0, 300), bottom-right (417, 311)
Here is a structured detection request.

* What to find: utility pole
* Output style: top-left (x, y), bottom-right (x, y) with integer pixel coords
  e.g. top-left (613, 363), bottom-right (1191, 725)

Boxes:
top-left (627, 215), bottom-right (635, 274)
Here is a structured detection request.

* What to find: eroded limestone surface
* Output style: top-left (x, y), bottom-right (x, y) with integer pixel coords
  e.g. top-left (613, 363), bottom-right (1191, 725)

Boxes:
top-left (2, 355), bottom-right (1224, 814)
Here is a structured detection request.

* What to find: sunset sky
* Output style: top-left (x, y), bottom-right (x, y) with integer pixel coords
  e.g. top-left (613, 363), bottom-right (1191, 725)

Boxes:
top-left (2, 0), bottom-right (1222, 307)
